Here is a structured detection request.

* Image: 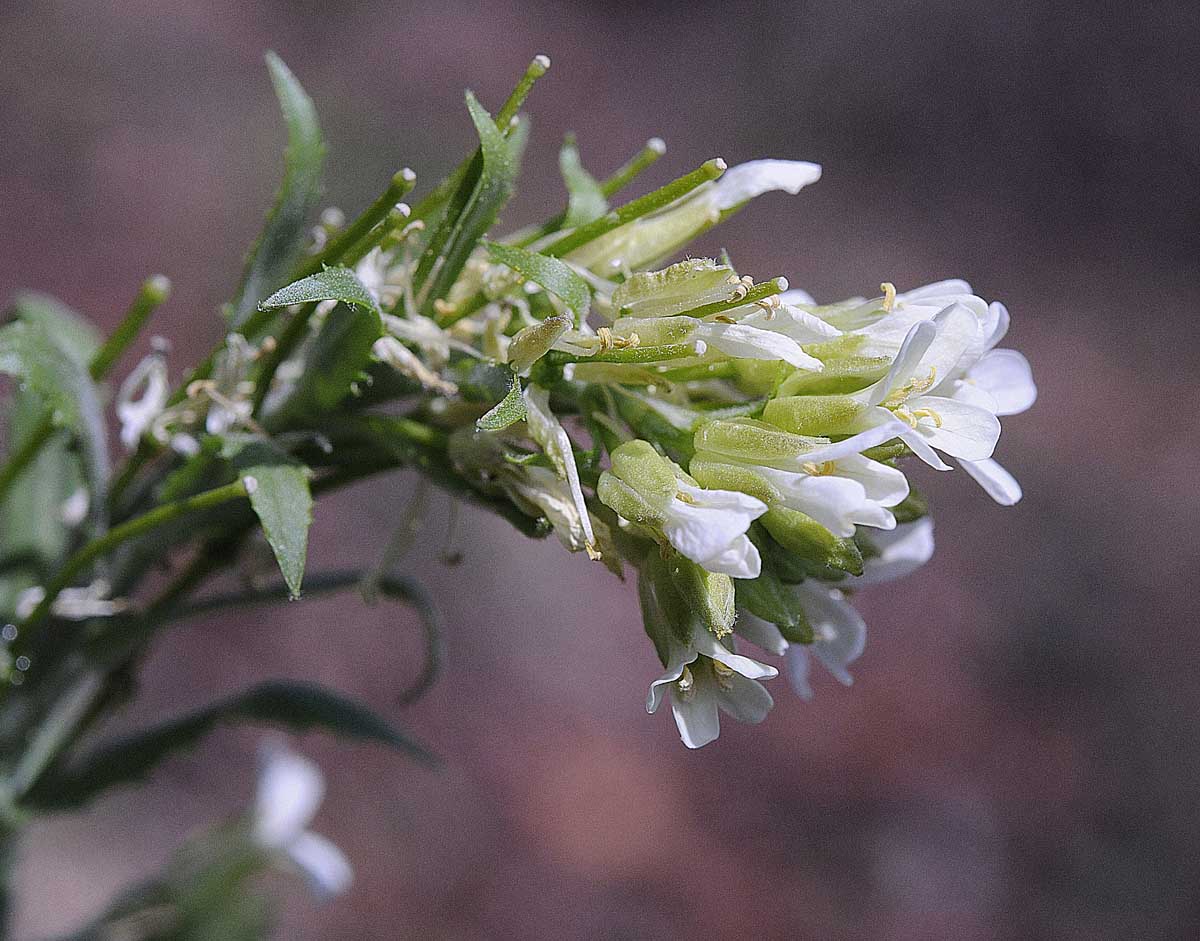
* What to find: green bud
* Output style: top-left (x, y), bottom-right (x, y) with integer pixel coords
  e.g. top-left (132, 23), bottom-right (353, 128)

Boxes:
top-left (606, 439), bottom-right (680, 503)
top-left (689, 455), bottom-right (778, 505)
top-left (566, 194), bottom-right (718, 274)
top-left (667, 553), bottom-right (736, 638)
top-left (762, 395), bottom-right (869, 436)
top-left (693, 417), bottom-right (828, 467)
top-left (611, 258), bottom-right (737, 317)
top-left (735, 571), bottom-right (814, 644)
top-left (778, 334), bottom-right (891, 396)
top-left (609, 315), bottom-right (699, 347)
top-left (889, 486), bottom-right (929, 523)
top-left (508, 315), bottom-right (570, 373)
top-left (732, 359), bottom-right (789, 396)
top-left (596, 473), bottom-right (664, 525)
top-left (760, 506), bottom-right (863, 576)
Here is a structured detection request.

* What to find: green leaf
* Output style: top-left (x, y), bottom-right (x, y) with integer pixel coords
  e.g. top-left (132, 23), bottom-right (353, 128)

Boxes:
top-left (414, 91), bottom-right (520, 316)
top-left (225, 438), bottom-right (312, 598)
top-left (476, 371), bottom-right (526, 431)
top-left (0, 320), bottom-right (110, 516)
top-left (259, 266), bottom-right (381, 321)
top-left (228, 52), bottom-right (326, 329)
top-left (25, 680), bottom-right (437, 809)
top-left (484, 241), bottom-right (590, 324)
top-left (559, 135), bottom-right (608, 228)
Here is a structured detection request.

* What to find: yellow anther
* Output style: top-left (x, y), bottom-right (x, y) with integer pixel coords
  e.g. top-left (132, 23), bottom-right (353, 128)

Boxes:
top-left (585, 542), bottom-right (602, 561)
top-left (880, 366), bottom-right (938, 409)
top-left (186, 379), bottom-right (215, 399)
top-left (675, 490), bottom-right (697, 505)
top-left (597, 326), bottom-right (614, 351)
top-left (712, 314), bottom-right (739, 324)
top-left (881, 281), bottom-right (897, 312)
top-left (597, 327), bottom-right (640, 352)
top-left (754, 294), bottom-right (781, 319)
top-left (676, 665), bottom-right (696, 700)
top-left (801, 460), bottom-right (837, 476)
top-left (728, 275), bottom-right (754, 302)
top-left (433, 298), bottom-right (456, 317)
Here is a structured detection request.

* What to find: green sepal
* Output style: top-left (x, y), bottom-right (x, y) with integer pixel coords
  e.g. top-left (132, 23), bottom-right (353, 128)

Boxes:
top-left (760, 505), bottom-right (863, 576)
top-left (476, 371), bottom-right (527, 431)
top-left (762, 394), bottom-right (870, 436)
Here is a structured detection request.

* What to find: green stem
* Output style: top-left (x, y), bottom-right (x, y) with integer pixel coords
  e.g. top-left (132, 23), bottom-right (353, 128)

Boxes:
top-left (541, 158), bottom-right (726, 258)
top-left (668, 277), bottom-right (789, 320)
top-left (14, 480), bottom-right (250, 646)
top-left (0, 413), bottom-right (54, 504)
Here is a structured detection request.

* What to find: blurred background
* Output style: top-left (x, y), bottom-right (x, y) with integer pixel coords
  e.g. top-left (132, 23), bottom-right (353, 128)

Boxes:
top-left (3, 0), bottom-right (1199, 937)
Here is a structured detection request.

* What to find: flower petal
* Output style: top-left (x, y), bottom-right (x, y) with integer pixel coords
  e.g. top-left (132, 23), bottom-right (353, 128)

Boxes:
top-left (694, 630), bottom-right (779, 679)
top-left (671, 686), bottom-right (722, 748)
top-left (739, 303), bottom-right (842, 343)
top-left (647, 638), bottom-right (697, 714)
top-left (797, 584), bottom-right (866, 686)
top-left (710, 159), bottom-right (822, 211)
top-left (696, 321), bottom-right (823, 371)
top-left (867, 320), bottom-right (936, 405)
top-left (255, 741), bottom-right (324, 849)
top-left (856, 518), bottom-right (935, 585)
top-left (785, 646), bottom-right (815, 701)
top-left (960, 456), bottom-right (1023, 505)
top-left (966, 349), bottom-right (1037, 416)
top-left (286, 830), bottom-right (353, 901)
top-left (907, 395), bottom-right (1001, 461)
top-left (664, 484), bottom-right (766, 577)
top-left (735, 612), bottom-right (789, 657)
top-left (834, 454), bottom-right (910, 507)
top-left (715, 673), bottom-right (775, 724)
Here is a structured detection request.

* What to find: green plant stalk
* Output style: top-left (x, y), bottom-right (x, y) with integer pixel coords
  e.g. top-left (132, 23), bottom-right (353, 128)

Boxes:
top-left (291, 168), bottom-right (416, 282)
top-left (14, 479), bottom-right (250, 647)
top-left (540, 158), bottom-right (726, 258)
top-left (0, 276), bottom-right (170, 506)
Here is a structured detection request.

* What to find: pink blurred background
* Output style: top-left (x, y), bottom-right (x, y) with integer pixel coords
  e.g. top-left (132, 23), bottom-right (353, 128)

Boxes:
top-left (3, 1), bottom-right (1199, 937)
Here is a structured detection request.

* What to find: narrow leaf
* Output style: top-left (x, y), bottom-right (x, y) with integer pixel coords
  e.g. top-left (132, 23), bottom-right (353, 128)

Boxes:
top-left (6, 293), bottom-right (102, 367)
top-left (476, 371), bottom-right (527, 431)
top-left (259, 266), bottom-right (381, 322)
top-left (226, 439), bottom-right (312, 598)
top-left (26, 680), bottom-right (437, 809)
top-left (229, 52), bottom-right (326, 328)
top-left (415, 92), bottom-right (520, 316)
top-left (559, 135), bottom-right (608, 228)
top-left (484, 241), bottom-right (590, 323)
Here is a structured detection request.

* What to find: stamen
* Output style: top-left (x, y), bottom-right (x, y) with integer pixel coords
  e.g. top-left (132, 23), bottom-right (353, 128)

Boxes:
top-left (676, 665), bottom-right (696, 700)
top-left (728, 275), bottom-right (754, 302)
top-left (881, 281), bottom-right (897, 312)
top-left (711, 659), bottom-right (735, 690)
top-left (909, 407), bottom-right (943, 427)
top-left (675, 490), bottom-right (697, 505)
top-left (754, 294), bottom-right (781, 319)
top-left (801, 460), bottom-right (837, 476)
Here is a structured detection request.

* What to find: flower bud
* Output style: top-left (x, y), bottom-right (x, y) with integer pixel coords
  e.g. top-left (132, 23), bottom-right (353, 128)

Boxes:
top-left (507, 315), bottom-right (571, 373)
top-left (759, 506), bottom-right (863, 576)
top-left (693, 418), bottom-right (828, 468)
top-left (761, 394), bottom-right (869, 436)
top-left (611, 258), bottom-right (739, 318)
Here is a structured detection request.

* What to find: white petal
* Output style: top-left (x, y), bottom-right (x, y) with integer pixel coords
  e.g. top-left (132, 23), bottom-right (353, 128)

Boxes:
top-left (694, 631), bottom-right (779, 680)
top-left (671, 686), bottom-right (722, 748)
top-left (738, 303), bottom-right (842, 343)
top-left (285, 830), bottom-right (353, 900)
top-left (906, 395), bottom-right (1001, 461)
top-left (116, 353), bottom-right (169, 450)
top-left (785, 646), bottom-right (815, 701)
top-left (255, 741), bottom-right (324, 848)
top-left (646, 638), bottom-right (697, 714)
top-left (522, 385), bottom-right (595, 548)
top-left (924, 303), bottom-right (985, 384)
top-left (867, 320), bottom-right (936, 405)
top-left (779, 288), bottom-right (816, 306)
top-left (857, 518), bottom-right (935, 585)
top-left (752, 467), bottom-right (875, 537)
top-left (834, 454), bottom-right (910, 507)
top-left (664, 485), bottom-right (766, 577)
top-left (984, 301), bottom-right (1010, 350)
top-left (960, 457), bottom-right (1023, 505)
top-left (896, 279), bottom-right (974, 302)
top-left (966, 349), bottom-right (1037, 416)
top-left (781, 419), bottom-right (912, 467)
top-left (710, 159), bottom-right (822, 210)
top-left (696, 321), bottom-right (823, 370)
top-left (797, 584), bottom-right (866, 686)
top-left (735, 612), bottom-right (789, 657)
top-left (715, 673), bottom-right (775, 724)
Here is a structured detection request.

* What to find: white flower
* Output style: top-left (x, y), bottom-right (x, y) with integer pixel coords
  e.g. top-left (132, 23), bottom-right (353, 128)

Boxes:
top-left (647, 629), bottom-right (778, 749)
top-left (116, 350), bottom-right (169, 450)
top-left (254, 741), bottom-right (352, 901)
top-left (850, 305), bottom-right (1000, 470)
top-left (661, 481), bottom-right (767, 578)
top-left (855, 517), bottom-right (935, 585)
top-left (784, 582), bottom-right (867, 701)
top-left (205, 334), bottom-right (256, 435)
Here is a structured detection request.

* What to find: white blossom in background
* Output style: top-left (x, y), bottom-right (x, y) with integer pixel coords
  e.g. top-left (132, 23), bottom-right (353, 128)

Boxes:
top-left (254, 741), bottom-right (352, 901)
top-left (116, 348), bottom-right (169, 450)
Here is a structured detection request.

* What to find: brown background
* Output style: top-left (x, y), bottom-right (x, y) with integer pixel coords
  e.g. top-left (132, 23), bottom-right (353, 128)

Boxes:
top-left (3, 1), bottom-right (1199, 937)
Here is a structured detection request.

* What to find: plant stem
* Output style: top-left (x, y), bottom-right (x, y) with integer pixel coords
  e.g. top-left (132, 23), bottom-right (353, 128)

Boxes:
top-left (14, 480), bottom-right (250, 647)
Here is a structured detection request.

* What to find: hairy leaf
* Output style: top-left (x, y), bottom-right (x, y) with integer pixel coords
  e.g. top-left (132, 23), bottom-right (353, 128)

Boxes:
top-left (476, 371), bottom-right (526, 431)
top-left (228, 52), bottom-right (326, 328)
top-left (259, 266), bottom-right (380, 321)
top-left (6, 292), bottom-right (102, 367)
top-left (484, 241), bottom-right (590, 324)
top-left (26, 680), bottom-right (437, 809)
top-left (226, 438), bottom-right (312, 598)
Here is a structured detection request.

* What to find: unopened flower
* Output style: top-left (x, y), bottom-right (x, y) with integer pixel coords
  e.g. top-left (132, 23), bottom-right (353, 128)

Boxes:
top-left (116, 348), bottom-right (169, 450)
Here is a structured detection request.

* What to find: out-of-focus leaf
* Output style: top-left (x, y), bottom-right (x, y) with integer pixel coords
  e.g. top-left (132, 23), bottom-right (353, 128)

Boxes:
top-left (225, 439), bottom-right (312, 599)
top-left (228, 52), bottom-right (326, 328)
top-left (6, 292), bottom-right (102, 367)
top-left (476, 371), bottom-right (526, 431)
top-left (484, 241), bottom-right (590, 324)
top-left (415, 92), bottom-right (520, 316)
top-left (559, 135), bottom-right (607, 228)
top-left (259, 266), bottom-right (381, 322)
top-left (735, 571), bottom-right (813, 644)
top-left (26, 679), bottom-right (437, 809)
top-left (0, 320), bottom-right (109, 520)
